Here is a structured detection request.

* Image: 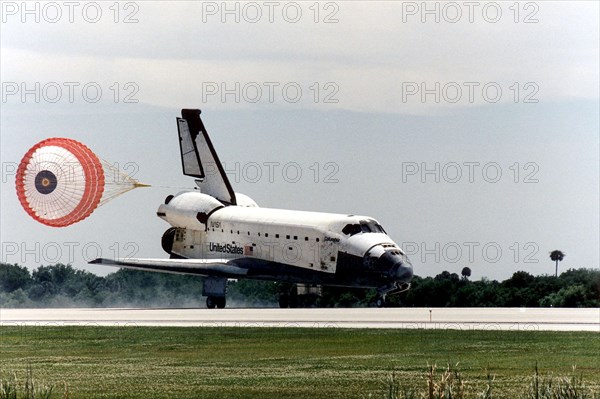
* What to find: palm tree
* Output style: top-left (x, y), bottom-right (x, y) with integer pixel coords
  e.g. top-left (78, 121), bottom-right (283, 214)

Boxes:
top-left (461, 267), bottom-right (472, 280)
top-left (549, 250), bottom-right (565, 277)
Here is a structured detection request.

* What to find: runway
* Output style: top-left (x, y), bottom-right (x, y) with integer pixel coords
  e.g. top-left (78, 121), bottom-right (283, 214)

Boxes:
top-left (1, 307), bottom-right (598, 331)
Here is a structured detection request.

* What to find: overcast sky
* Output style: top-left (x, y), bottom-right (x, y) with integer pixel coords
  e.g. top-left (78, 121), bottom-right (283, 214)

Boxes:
top-left (1, 1), bottom-right (598, 280)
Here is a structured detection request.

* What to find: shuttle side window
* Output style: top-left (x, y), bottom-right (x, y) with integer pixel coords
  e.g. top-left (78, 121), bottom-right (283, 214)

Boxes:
top-left (342, 223), bottom-right (361, 236)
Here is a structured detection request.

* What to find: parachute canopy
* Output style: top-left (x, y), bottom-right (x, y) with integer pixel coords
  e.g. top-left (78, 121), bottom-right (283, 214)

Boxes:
top-left (16, 137), bottom-right (148, 227)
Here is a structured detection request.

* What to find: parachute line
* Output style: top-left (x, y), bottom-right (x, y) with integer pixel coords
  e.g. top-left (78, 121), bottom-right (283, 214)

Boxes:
top-left (98, 159), bottom-right (150, 206)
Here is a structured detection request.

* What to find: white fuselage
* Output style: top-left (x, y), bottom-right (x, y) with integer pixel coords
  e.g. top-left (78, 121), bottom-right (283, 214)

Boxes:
top-left (156, 191), bottom-right (410, 288)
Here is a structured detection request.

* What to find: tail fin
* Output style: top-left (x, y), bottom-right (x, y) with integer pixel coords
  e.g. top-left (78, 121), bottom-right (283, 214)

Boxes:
top-left (176, 109), bottom-right (237, 205)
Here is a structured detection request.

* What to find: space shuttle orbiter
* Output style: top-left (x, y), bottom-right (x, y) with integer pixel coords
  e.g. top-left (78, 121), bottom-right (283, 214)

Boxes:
top-left (92, 109), bottom-right (413, 308)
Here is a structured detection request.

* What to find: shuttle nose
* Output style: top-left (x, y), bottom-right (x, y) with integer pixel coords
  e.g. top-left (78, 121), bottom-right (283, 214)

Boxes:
top-left (392, 261), bottom-right (413, 282)
top-left (375, 249), bottom-right (413, 283)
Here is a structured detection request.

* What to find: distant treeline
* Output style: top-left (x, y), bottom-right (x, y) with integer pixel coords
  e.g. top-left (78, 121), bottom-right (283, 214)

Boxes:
top-left (1, 263), bottom-right (598, 308)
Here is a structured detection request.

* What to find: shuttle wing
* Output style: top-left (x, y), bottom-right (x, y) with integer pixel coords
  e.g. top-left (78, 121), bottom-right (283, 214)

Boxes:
top-left (90, 257), bottom-right (249, 278)
top-left (177, 109), bottom-right (237, 205)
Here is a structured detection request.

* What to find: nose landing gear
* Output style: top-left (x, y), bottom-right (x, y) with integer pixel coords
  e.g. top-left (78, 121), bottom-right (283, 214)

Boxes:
top-left (375, 281), bottom-right (411, 308)
top-left (375, 296), bottom-right (387, 308)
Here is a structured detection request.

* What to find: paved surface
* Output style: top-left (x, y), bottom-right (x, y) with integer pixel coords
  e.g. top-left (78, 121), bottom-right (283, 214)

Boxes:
top-left (1, 307), bottom-right (598, 331)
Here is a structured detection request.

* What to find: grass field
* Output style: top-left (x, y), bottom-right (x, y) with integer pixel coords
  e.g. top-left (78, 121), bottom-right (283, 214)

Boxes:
top-left (0, 326), bottom-right (598, 398)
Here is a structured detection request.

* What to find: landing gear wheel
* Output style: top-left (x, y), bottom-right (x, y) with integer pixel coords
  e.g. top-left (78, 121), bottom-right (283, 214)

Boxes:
top-left (216, 297), bottom-right (226, 309)
top-left (375, 297), bottom-right (387, 308)
top-left (207, 296), bottom-right (226, 309)
top-left (278, 294), bottom-right (290, 308)
top-left (207, 297), bottom-right (216, 309)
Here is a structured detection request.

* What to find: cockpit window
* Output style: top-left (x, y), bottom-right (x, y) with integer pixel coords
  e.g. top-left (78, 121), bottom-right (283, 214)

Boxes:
top-left (363, 220), bottom-right (386, 233)
top-left (342, 220), bottom-right (387, 236)
top-left (360, 222), bottom-right (372, 233)
top-left (375, 223), bottom-right (386, 234)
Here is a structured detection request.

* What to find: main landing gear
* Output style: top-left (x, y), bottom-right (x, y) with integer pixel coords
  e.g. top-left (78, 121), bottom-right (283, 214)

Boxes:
top-left (206, 296), bottom-right (226, 309)
top-left (204, 277), bottom-right (227, 309)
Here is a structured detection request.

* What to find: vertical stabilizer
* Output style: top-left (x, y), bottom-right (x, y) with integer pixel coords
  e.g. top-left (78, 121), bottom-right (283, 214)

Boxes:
top-left (177, 109), bottom-right (237, 205)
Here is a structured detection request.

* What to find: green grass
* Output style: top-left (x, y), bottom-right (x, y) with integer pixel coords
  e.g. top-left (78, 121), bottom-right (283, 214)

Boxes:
top-left (0, 327), bottom-right (598, 398)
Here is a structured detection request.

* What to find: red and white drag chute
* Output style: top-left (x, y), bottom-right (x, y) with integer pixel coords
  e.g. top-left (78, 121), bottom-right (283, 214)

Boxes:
top-left (16, 138), bottom-right (147, 227)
